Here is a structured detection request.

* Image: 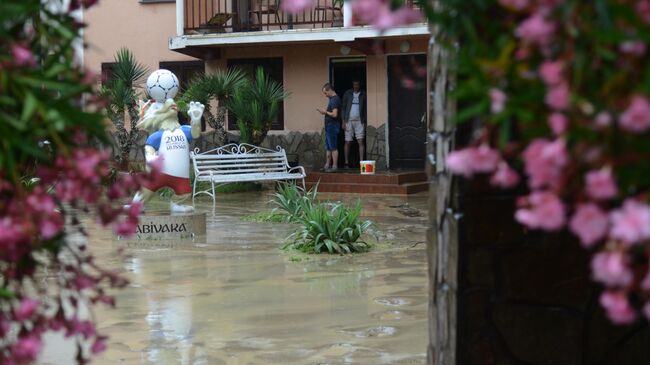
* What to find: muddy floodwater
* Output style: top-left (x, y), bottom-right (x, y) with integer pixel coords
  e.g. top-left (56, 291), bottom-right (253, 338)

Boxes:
top-left (39, 191), bottom-right (429, 365)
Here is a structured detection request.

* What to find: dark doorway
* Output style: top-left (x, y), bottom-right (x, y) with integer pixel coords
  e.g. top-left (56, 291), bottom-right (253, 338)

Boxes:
top-left (388, 54), bottom-right (427, 169)
top-left (329, 57), bottom-right (366, 168)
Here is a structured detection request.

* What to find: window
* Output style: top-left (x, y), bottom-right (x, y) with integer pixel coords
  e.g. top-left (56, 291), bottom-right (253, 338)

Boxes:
top-left (159, 60), bottom-right (205, 91)
top-left (227, 57), bottom-right (284, 130)
top-left (100, 62), bottom-right (116, 87)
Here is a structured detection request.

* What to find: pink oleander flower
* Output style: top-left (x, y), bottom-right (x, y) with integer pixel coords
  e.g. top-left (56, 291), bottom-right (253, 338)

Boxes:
top-left (620, 41), bottom-right (647, 56)
top-left (515, 191), bottom-right (566, 231)
top-left (522, 138), bottom-right (567, 190)
top-left (570, 203), bottom-right (608, 247)
top-left (600, 291), bottom-right (637, 324)
top-left (40, 213), bottom-right (64, 239)
top-left (637, 0), bottom-right (650, 24)
top-left (351, 0), bottom-right (382, 24)
top-left (609, 199), bottom-right (650, 245)
top-left (515, 13), bottom-right (555, 46)
top-left (619, 96), bottom-right (650, 133)
top-left (591, 251), bottom-right (633, 287)
top-left (489, 88), bottom-right (507, 113)
top-left (498, 0), bottom-right (529, 10)
top-left (370, 5), bottom-right (422, 30)
top-left (11, 44), bottom-right (37, 67)
top-left (548, 113), bottom-right (568, 135)
top-left (74, 149), bottom-right (103, 180)
top-left (447, 149), bottom-right (474, 177)
top-left (0, 217), bottom-right (24, 247)
top-left (538, 60), bottom-right (564, 85)
top-left (472, 145), bottom-right (501, 173)
top-left (15, 298), bottom-right (40, 321)
top-left (280, 0), bottom-right (313, 13)
top-left (545, 83), bottom-right (570, 110)
top-left (594, 111), bottom-right (612, 128)
top-left (401, 78), bottom-right (416, 89)
top-left (446, 145), bottom-right (500, 177)
top-left (11, 334), bottom-right (42, 363)
top-left (585, 168), bottom-right (618, 201)
top-left (490, 162), bottom-right (520, 188)
top-left (91, 337), bottom-right (108, 354)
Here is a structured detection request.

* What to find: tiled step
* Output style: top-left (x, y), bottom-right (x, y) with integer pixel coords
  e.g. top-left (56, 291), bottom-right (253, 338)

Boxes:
top-left (304, 170), bottom-right (428, 195)
top-left (305, 181), bottom-right (428, 195)
top-left (305, 171), bottom-right (426, 185)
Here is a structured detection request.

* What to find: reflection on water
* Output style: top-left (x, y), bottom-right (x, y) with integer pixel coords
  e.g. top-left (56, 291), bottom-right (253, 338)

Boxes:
top-left (38, 191), bottom-right (429, 365)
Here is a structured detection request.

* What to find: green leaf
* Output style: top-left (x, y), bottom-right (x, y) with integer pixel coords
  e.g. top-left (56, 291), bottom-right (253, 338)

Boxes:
top-left (20, 92), bottom-right (38, 122)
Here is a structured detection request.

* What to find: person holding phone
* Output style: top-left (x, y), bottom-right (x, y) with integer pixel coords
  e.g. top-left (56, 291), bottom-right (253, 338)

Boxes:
top-left (317, 83), bottom-right (341, 172)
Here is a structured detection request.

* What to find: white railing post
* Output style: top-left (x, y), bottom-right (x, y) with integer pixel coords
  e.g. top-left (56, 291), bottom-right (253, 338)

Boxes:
top-left (343, 0), bottom-right (352, 27)
top-left (176, 0), bottom-right (185, 36)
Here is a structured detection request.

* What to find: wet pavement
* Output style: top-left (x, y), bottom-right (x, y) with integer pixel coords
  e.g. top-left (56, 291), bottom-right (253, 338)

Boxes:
top-left (39, 190), bottom-right (429, 365)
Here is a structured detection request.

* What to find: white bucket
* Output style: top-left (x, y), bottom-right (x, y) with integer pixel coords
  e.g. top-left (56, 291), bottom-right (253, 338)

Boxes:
top-left (360, 160), bottom-right (376, 175)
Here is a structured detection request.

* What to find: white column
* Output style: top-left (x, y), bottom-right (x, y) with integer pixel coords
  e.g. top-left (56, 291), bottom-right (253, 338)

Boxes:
top-left (343, 0), bottom-right (352, 27)
top-left (176, 0), bottom-right (185, 36)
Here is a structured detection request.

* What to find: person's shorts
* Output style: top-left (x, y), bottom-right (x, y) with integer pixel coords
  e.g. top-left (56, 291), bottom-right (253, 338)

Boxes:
top-left (324, 122), bottom-right (340, 151)
top-left (345, 120), bottom-right (365, 141)
top-left (143, 173), bottom-right (192, 195)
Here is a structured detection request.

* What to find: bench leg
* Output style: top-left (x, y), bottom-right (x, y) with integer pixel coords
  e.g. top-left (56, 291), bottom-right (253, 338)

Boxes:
top-left (211, 179), bottom-right (216, 208)
top-left (302, 178), bottom-right (306, 191)
top-left (192, 178), bottom-right (197, 205)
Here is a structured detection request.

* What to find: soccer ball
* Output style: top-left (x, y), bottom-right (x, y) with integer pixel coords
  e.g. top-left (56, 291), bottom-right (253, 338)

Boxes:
top-left (146, 69), bottom-right (179, 102)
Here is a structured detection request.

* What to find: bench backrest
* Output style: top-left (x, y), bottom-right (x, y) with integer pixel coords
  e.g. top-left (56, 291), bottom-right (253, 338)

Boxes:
top-left (191, 143), bottom-right (290, 175)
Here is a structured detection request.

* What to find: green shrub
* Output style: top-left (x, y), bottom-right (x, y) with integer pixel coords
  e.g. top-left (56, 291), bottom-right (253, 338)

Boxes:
top-left (284, 199), bottom-right (373, 254)
top-left (272, 182), bottom-right (318, 222)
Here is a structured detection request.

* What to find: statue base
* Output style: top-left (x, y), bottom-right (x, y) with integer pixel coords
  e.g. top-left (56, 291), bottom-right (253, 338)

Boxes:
top-left (116, 211), bottom-right (206, 241)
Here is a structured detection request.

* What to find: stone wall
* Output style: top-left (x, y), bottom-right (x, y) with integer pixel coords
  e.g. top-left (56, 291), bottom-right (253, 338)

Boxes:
top-left (111, 123), bottom-right (388, 171)
top-left (456, 179), bottom-right (650, 364)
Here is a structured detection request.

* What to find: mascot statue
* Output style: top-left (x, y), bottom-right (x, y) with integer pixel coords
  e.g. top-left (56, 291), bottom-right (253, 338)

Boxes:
top-left (131, 69), bottom-right (204, 213)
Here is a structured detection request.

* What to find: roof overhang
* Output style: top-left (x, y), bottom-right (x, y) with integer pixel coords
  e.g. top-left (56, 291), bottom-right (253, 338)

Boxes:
top-left (169, 24), bottom-right (429, 58)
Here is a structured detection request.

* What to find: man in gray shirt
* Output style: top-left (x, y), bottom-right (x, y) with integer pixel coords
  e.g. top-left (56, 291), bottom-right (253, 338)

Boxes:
top-left (341, 80), bottom-right (367, 168)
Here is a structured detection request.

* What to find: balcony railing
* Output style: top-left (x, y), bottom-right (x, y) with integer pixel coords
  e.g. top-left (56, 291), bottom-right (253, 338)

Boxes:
top-left (184, 0), bottom-right (349, 34)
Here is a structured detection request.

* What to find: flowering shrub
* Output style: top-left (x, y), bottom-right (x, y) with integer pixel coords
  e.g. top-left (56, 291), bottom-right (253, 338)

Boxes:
top-left (428, 0), bottom-right (650, 324)
top-left (0, 0), bottom-right (155, 363)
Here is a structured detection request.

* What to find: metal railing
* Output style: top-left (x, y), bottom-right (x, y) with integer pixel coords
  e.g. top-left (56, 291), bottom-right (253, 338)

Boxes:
top-left (184, 0), bottom-right (346, 34)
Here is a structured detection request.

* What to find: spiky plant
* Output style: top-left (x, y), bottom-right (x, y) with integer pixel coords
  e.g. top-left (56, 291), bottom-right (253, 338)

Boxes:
top-left (285, 199), bottom-right (373, 254)
top-left (101, 48), bottom-right (148, 170)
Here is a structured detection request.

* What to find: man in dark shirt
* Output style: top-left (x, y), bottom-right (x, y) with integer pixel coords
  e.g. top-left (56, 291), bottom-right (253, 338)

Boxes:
top-left (317, 83), bottom-right (341, 172)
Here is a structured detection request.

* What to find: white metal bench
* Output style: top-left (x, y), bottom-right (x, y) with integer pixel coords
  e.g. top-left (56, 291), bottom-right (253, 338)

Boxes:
top-left (190, 143), bottom-right (306, 205)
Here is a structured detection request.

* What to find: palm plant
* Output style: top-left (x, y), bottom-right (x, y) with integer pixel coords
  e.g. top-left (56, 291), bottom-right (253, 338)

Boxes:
top-left (228, 67), bottom-right (288, 145)
top-left (102, 48), bottom-right (148, 170)
top-left (178, 68), bottom-right (246, 145)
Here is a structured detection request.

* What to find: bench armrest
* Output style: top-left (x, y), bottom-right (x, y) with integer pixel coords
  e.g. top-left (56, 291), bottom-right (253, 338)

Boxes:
top-left (287, 165), bottom-right (306, 177)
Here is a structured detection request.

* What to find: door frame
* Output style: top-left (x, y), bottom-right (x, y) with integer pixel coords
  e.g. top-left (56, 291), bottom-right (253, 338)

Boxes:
top-left (385, 52), bottom-right (427, 170)
top-left (326, 55), bottom-right (367, 90)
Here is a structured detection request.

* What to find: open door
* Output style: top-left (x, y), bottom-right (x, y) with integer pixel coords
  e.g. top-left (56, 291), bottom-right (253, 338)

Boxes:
top-left (329, 57), bottom-right (366, 168)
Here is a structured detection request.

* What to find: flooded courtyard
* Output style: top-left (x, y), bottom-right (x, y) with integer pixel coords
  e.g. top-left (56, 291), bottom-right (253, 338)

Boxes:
top-left (40, 191), bottom-right (429, 365)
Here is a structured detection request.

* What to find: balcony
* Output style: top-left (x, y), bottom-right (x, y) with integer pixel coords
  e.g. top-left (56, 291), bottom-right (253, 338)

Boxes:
top-left (183, 0), bottom-right (345, 34)
top-left (182, 0), bottom-right (419, 35)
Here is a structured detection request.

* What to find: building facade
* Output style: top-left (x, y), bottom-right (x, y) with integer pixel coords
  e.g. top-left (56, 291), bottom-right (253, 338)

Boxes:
top-left (85, 0), bottom-right (429, 170)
